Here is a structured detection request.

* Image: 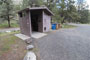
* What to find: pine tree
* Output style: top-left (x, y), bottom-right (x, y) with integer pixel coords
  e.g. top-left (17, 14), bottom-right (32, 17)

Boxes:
top-left (22, 0), bottom-right (44, 9)
top-left (57, 0), bottom-right (66, 23)
top-left (77, 0), bottom-right (89, 23)
top-left (66, 0), bottom-right (80, 22)
top-left (0, 0), bottom-right (15, 27)
top-left (44, 0), bottom-right (60, 23)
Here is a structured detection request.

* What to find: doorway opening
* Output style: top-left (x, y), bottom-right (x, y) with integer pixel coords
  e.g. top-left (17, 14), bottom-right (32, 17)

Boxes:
top-left (31, 11), bottom-right (39, 32)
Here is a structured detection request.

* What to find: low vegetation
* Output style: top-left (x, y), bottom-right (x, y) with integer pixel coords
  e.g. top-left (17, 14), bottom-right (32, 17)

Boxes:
top-left (0, 0), bottom-right (90, 28)
top-left (62, 24), bottom-right (77, 28)
top-left (0, 20), bottom-right (19, 29)
top-left (0, 31), bottom-right (27, 60)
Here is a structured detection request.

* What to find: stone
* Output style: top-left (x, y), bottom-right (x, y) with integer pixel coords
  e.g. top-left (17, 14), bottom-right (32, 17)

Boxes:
top-left (27, 45), bottom-right (34, 50)
top-left (23, 51), bottom-right (36, 60)
top-left (25, 38), bottom-right (32, 44)
top-left (6, 31), bottom-right (11, 33)
top-left (15, 34), bottom-right (30, 41)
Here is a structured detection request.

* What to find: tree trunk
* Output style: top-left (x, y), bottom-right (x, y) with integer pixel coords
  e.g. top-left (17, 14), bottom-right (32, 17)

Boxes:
top-left (7, 16), bottom-right (11, 27)
top-left (61, 19), bottom-right (64, 24)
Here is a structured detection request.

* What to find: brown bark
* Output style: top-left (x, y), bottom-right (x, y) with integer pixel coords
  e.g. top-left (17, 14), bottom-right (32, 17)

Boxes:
top-left (7, 15), bottom-right (11, 27)
top-left (7, 2), bottom-right (11, 27)
top-left (61, 19), bottom-right (64, 24)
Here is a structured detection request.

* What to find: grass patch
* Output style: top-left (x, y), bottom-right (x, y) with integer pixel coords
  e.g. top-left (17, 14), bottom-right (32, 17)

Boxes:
top-left (0, 36), bottom-right (17, 56)
top-left (62, 24), bottom-right (77, 28)
top-left (0, 31), bottom-right (20, 55)
top-left (0, 20), bottom-right (19, 29)
top-left (0, 31), bottom-right (27, 60)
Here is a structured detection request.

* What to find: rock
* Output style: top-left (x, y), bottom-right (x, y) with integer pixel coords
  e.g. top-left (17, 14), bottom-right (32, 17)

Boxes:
top-left (23, 51), bottom-right (36, 60)
top-left (25, 38), bottom-right (32, 44)
top-left (6, 31), bottom-right (11, 33)
top-left (27, 45), bottom-right (34, 50)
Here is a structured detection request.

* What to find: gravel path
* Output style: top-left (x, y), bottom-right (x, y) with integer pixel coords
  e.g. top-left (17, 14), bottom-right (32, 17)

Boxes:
top-left (0, 28), bottom-right (20, 32)
top-left (37, 24), bottom-right (90, 60)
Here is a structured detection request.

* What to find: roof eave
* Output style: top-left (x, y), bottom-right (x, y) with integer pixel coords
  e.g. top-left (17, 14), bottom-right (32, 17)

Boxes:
top-left (18, 7), bottom-right (54, 16)
top-left (18, 8), bottom-right (30, 13)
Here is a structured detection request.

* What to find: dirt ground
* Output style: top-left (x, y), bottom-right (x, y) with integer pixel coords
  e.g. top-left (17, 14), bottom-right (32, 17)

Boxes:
top-left (0, 33), bottom-right (27, 60)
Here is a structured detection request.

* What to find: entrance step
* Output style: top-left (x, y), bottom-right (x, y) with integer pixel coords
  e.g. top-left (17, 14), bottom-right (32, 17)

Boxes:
top-left (15, 32), bottom-right (47, 40)
top-left (15, 34), bottom-right (30, 40)
top-left (31, 32), bottom-right (47, 39)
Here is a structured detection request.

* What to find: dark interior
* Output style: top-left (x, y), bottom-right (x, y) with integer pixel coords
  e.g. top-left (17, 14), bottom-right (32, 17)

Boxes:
top-left (31, 11), bottom-right (39, 31)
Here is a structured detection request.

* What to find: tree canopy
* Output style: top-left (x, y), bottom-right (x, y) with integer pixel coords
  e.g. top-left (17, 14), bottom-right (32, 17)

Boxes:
top-left (0, 0), bottom-right (15, 27)
top-left (0, 0), bottom-right (90, 27)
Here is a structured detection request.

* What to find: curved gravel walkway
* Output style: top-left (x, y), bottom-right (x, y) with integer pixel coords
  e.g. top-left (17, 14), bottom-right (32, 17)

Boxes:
top-left (37, 24), bottom-right (90, 60)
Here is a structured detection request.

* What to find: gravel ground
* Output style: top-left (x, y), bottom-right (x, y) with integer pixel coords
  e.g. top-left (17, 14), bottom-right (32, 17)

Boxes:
top-left (0, 28), bottom-right (20, 32)
top-left (37, 24), bottom-right (90, 60)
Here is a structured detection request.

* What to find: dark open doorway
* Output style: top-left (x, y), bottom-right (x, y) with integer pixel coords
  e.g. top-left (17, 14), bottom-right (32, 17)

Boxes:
top-left (31, 11), bottom-right (39, 32)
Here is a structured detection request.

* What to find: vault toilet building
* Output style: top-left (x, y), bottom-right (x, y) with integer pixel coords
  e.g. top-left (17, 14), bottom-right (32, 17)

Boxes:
top-left (18, 7), bottom-right (53, 36)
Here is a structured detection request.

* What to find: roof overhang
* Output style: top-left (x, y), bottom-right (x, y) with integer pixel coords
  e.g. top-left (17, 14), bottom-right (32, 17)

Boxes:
top-left (18, 7), bottom-right (54, 16)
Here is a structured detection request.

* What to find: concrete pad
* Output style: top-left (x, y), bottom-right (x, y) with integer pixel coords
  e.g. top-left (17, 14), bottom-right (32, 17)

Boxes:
top-left (15, 34), bottom-right (30, 40)
top-left (31, 32), bottom-right (47, 39)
